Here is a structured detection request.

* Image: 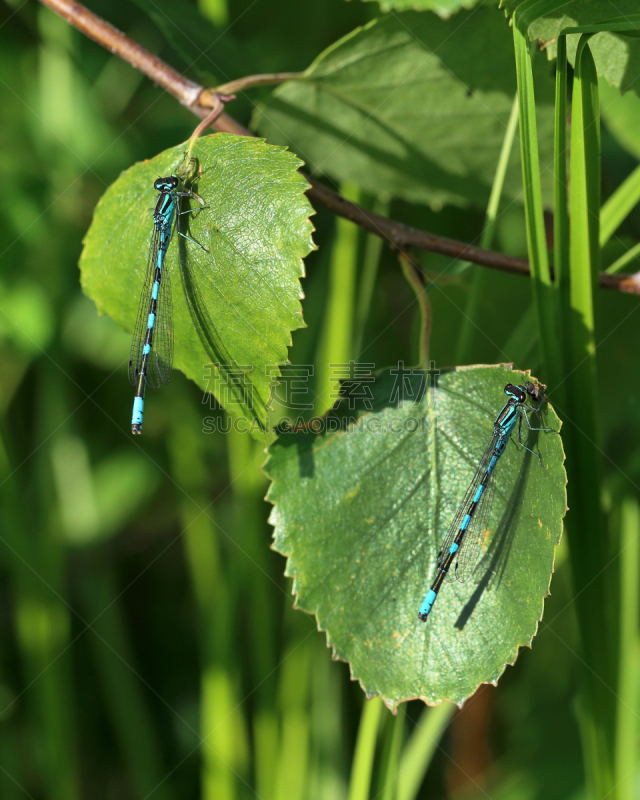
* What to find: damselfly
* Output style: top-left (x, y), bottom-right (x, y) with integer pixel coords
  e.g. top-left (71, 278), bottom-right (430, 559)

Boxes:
top-left (129, 175), bottom-right (206, 434)
top-left (418, 381), bottom-right (554, 622)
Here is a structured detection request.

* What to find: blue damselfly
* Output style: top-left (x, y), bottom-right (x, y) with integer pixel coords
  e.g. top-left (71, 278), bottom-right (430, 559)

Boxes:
top-left (129, 175), bottom-right (205, 434)
top-left (418, 381), bottom-right (554, 621)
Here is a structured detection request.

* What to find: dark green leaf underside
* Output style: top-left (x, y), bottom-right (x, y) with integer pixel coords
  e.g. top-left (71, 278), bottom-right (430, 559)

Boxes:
top-left (253, 8), bottom-right (555, 209)
top-left (80, 134), bottom-right (314, 439)
top-left (266, 365), bottom-right (566, 707)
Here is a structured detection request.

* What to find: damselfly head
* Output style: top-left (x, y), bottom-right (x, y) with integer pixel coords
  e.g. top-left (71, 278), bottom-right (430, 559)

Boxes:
top-left (154, 176), bottom-right (179, 192)
top-left (503, 383), bottom-right (526, 403)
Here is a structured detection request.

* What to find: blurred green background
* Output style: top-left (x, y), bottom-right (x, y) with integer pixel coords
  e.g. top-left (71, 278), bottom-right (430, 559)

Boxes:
top-left (0, 0), bottom-right (639, 798)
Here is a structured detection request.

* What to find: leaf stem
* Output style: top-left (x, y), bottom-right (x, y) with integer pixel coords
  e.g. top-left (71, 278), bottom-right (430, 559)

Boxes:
top-left (214, 72), bottom-right (303, 95)
top-left (398, 251), bottom-right (430, 368)
top-left (185, 93), bottom-right (236, 161)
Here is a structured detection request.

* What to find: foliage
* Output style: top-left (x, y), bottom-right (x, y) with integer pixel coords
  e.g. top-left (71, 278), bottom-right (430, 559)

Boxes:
top-left (254, 8), bottom-right (556, 209)
top-left (267, 366), bottom-right (565, 707)
top-left (80, 135), bottom-right (314, 439)
top-left (0, 1), bottom-right (639, 800)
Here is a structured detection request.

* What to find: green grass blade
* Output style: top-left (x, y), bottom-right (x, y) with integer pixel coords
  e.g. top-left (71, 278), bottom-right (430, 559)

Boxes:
top-left (456, 94), bottom-right (519, 366)
top-left (353, 196), bottom-right (389, 359)
top-left (616, 497), bottom-right (640, 800)
top-left (378, 706), bottom-right (405, 800)
top-left (254, 710), bottom-right (280, 800)
top-left (565, 34), bottom-right (615, 800)
top-left (512, 13), bottom-right (561, 387)
top-left (0, 430), bottom-right (80, 800)
top-left (503, 19), bottom-right (570, 374)
top-left (315, 182), bottom-right (360, 414)
top-left (76, 571), bottom-right (173, 800)
top-left (600, 163), bottom-right (640, 247)
top-left (18, 367), bottom-right (80, 800)
top-left (561, 16), bottom-right (640, 36)
top-left (568, 35), bottom-right (600, 412)
top-left (554, 34), bottom-right (570, 375)
top-left (397, 704), bottom-right (455, 800)
top-left (274, 644), bottom-right (311, 800)
top-left (348, 698), bottom-right (384, 800)
top-left (168, 393), bottom-right (248, 800)
top-left (605, 240), bottom-right (640, 274)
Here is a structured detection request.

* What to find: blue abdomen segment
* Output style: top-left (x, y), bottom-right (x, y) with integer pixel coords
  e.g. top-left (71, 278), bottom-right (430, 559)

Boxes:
top-left (131, 396), bottom-right (144, 433)
top-left (418, 589), bottom-right (437, 621)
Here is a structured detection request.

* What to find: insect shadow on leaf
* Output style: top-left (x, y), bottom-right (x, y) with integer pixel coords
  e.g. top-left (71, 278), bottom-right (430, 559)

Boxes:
top-left (454, 431), bottom-right (538, 630)
top-left (176, 192), bottom-right (270, 433)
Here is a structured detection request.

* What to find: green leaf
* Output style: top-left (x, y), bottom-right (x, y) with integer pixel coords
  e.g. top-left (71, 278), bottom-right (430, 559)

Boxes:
top-left (502, 0), bottom-right (640, 95)
top-left (253, 8), bottom-right (555, 210)
top-left (266, 365), bottom-right (566, 707)
top-left (358, 0), bottom-right (482, 18)
top-left (80, 134), bottom-right (314, 439)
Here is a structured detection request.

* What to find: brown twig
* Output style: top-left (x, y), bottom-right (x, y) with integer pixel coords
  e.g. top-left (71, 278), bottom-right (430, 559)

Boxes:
top-left (39, 0), bottom-right (203, 106)
top-left (38, 0), bottom-right (640, 297)
top-left (307, 178), bottom-right (533, 277)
